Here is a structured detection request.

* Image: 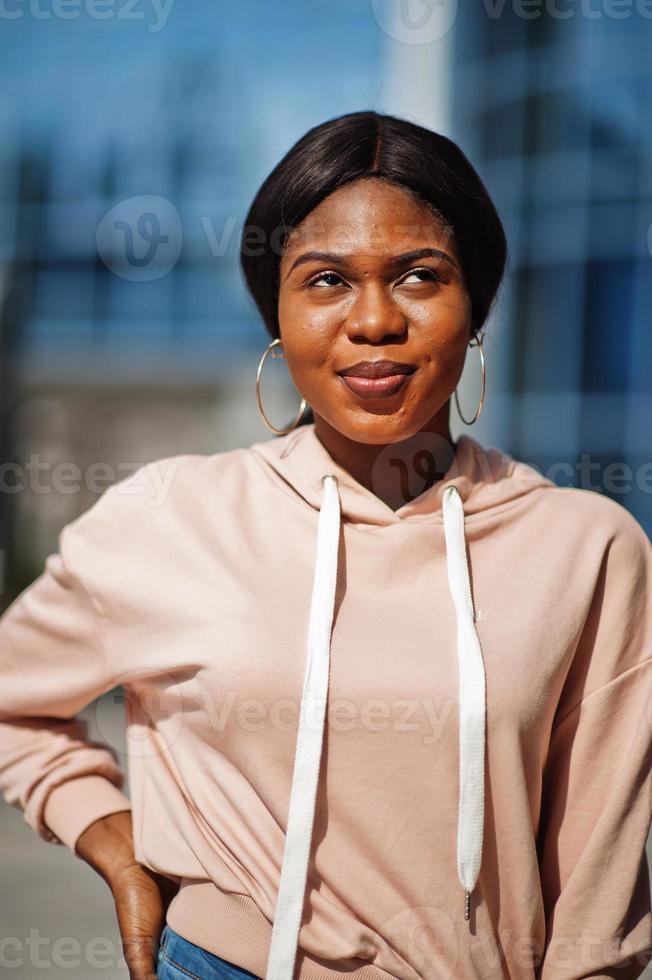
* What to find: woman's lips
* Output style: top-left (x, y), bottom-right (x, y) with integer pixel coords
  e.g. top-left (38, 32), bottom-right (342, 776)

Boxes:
top-left (338, 372), bottom-right (414, 399)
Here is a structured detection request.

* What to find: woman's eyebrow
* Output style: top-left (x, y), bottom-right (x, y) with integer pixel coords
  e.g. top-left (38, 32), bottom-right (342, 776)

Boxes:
top-left (283, 247), bottom-right (459, 280)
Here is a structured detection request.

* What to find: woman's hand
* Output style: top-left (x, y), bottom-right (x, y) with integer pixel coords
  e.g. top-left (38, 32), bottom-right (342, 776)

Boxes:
top-left (75, 810), bottom-right (180, 980)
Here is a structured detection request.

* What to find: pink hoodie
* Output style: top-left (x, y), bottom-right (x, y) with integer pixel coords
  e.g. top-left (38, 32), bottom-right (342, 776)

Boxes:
top-left (0, 423), bottom-right (650, 980)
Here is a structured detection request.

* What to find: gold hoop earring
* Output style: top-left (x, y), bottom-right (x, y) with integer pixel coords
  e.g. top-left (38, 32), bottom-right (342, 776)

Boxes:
top-left (256, 338), bottom-right (309, 435)
top-left (453, 331), bottom-right (486, 425)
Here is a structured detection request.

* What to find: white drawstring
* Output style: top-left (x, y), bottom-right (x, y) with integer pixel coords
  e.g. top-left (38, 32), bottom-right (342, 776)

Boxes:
top-left (265, 478), bottom-right (486, 980)
top-left (442, 484), bottom-right (487, 921)
top-left (265, 475), bottom-right (341, 980)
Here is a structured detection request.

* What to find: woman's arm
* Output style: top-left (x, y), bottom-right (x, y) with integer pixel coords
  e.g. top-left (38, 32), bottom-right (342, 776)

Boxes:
top-left (0, 530), bottom-right (133, 848)
top-left (536, 502), bottom-right (652, 979)
top-left (0, 462), bottom-right (178, 978)
top-left (75, 810), bottom-right (179, 980)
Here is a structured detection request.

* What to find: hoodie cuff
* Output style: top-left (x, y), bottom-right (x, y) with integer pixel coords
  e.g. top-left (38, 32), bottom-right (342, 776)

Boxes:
top-left (42, 774), bottom-right (132, 852)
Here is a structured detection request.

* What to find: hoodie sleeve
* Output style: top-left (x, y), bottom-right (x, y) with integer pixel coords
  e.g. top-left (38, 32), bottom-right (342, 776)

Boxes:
top-left (536, 499), bottom-right (652, 980)
top-left (0, 472), bottom-right (144, 854)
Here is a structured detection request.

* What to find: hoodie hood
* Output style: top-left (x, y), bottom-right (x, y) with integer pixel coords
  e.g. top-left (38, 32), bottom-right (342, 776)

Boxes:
top-left (248, 423), bottom-right (555, 980)
top-left (250, 422), bottom-right (554, 526)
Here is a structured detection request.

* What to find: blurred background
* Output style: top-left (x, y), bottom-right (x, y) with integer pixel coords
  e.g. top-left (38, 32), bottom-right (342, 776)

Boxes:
top-left (0, 1), bottom-right (650, 977)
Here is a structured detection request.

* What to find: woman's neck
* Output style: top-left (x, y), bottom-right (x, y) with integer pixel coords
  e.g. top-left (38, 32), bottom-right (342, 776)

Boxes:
top-left (312, 408), bottom-right (456, 512)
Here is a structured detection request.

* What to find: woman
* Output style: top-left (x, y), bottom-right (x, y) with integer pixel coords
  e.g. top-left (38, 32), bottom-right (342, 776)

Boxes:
top-left (0, 111), bottom-right (650, 980)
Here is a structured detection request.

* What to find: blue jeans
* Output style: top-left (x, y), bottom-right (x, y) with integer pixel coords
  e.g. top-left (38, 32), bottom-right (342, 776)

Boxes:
top-left (157, 923), bottom-right (262, 980)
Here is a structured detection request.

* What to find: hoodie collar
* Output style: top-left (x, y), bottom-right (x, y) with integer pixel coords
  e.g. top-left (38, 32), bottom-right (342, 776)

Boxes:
top-left (250, 422), bottom-right (553, 526)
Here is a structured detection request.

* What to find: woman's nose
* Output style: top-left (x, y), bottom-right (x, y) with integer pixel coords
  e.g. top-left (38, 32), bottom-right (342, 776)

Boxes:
top-left (344, 284), bottom-right (408, 342)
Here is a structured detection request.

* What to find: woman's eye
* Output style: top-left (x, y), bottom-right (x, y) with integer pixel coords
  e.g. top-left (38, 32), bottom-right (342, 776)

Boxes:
top-left (308, 272), bottom-right (344, 287)
top-left (400, 268), bottom-right (442, 285)
top-left (306, 268), bottom-right (442, 288)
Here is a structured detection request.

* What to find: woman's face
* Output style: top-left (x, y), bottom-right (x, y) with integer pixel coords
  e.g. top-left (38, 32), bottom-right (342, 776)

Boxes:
top-left (277, 177), bottom-right (473, 445)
